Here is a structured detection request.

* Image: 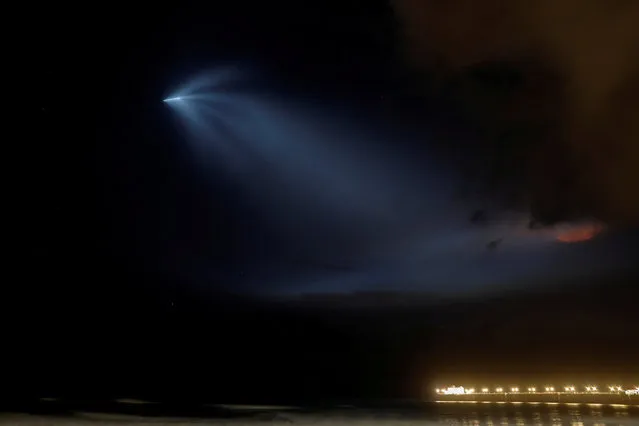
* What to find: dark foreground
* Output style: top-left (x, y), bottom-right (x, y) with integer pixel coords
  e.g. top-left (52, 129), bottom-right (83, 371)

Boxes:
top-left (2, 400), bottom-right (638, 425)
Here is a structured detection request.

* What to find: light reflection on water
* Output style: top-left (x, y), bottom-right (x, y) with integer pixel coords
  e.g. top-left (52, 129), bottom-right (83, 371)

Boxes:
top-left (435, 403), bottom-right (638, 426)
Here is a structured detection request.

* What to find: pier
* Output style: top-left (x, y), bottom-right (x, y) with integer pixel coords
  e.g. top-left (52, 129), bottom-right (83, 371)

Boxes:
top-left (431, 385), bottom-right (639, 405)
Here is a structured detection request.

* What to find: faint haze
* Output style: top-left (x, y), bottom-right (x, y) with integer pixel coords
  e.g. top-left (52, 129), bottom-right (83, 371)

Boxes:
top-left (393, 0), bottom-right (639, 225)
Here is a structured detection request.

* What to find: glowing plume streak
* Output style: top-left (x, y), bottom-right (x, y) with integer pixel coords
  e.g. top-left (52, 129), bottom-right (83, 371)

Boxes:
top-left (556, 222), bottom-right (605, 243)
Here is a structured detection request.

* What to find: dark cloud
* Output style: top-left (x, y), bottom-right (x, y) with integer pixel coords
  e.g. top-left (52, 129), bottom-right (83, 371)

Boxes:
top-left (392, 0), bottom-right (639, 225)
top-left (486, 238), bottom-right (502, 251)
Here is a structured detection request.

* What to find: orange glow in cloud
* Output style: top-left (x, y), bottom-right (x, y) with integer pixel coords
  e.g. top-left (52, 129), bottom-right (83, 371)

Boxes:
top-left (556, 222), bottom-right (605, 243)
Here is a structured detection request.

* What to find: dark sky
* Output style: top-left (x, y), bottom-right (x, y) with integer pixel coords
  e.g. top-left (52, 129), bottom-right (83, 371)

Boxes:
top-left (78, 0), bottom-right (638, 298)
top-left (48, 2), bottom-right (629, 300)
top-left (19, 0), bottom-right (639, 406)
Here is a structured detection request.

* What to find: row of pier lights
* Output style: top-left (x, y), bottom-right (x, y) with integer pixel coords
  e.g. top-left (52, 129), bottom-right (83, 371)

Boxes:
top-left (435, 385), bottom-right (639, 396)
top-left (431, 385), bottom-right (639, 405)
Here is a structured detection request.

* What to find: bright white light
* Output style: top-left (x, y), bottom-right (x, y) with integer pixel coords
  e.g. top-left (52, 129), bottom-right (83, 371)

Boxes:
top-left (528, 387), bottom-right (536, 392)
top-left (164, 96), bottom-right (183, 102)
top-left (441, 386), bottom-right (466, 395)
top-left (511, 387), bottom-right (519, 393)
top-left (546, 387), bottom-right (555, 392)
top-left (482, 388), bottom-right (489, 393)
top-left (465, 388), bottom-right (475, 394)
top-left (625, 388), bottom-right (639, 396)
top-left (496, 388), bottom-right (503, 392)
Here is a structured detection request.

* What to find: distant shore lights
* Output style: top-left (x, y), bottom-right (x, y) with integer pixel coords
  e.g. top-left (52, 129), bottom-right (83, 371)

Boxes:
top-left (435, 385), bottom-right (636, 395)
top-left (437, 386), bottom-right (471, 395)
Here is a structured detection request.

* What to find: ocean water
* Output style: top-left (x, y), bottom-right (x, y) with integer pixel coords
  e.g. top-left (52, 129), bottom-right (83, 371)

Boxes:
top-left (2, 401), bottom-right (637, 425)
top-left (432, 402), bottom-right (639, 426)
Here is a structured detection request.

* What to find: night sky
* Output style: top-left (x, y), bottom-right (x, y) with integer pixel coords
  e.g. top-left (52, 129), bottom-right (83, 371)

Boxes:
top-left (16, 0), bottom-right (639, 407)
